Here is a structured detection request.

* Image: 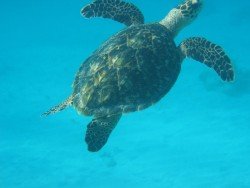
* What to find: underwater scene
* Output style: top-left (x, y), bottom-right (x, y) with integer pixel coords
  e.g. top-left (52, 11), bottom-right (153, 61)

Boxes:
top-left (1, 0), bottom-right (250, 187)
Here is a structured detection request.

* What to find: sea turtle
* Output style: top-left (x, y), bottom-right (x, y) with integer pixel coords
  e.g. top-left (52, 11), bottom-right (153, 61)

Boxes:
top-left (43, 0), bottom-right (234, 152)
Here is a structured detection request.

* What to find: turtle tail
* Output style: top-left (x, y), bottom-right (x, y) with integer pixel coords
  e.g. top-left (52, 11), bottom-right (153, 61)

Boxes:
top-left (42, 95), bottom-right (74, 117)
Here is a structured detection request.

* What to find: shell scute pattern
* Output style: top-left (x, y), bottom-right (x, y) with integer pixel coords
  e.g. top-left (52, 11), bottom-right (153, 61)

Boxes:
top-left (73, 23), bottom-right (181, 116)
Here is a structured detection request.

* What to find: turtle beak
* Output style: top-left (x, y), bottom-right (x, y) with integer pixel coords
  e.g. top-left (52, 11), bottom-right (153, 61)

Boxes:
top-left (191, 0), bottom-right (203, 10)
top-left (187, 0), bottom-right (203, 19)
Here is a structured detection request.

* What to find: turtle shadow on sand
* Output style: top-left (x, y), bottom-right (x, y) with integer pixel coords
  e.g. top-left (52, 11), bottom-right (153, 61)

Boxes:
top-left (100, 151), bottom-right (118, 168)
top-left (199, 66), bottom-right (250, 97)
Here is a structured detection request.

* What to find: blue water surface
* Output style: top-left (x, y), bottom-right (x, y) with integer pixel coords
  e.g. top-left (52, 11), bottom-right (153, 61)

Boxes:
top-left (1, 0), bottom-right (250, 187)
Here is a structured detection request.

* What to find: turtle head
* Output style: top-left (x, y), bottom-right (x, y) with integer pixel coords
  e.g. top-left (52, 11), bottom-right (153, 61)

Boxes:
top-left (160, 0), bottom-right (203, 37)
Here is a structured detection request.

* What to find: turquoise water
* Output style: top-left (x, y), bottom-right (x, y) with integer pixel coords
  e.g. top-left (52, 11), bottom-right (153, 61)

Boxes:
top-left (1, 0), bottom-right (250, 187)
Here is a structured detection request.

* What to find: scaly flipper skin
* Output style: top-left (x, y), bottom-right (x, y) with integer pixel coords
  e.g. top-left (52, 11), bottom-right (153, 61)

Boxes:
top-left (81, 0), bottom-right (144, 26)
top-left (179, 37), bottom-right (235, 82)
top-left (85, 113), bottom-right (122, 152)
top-left (42, 95), bottom-right (73, 116)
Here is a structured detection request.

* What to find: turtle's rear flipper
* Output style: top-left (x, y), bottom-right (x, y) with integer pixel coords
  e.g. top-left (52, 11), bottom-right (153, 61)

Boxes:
top-left (81, 0), bottom-right (144, 26)
top-left (85, 113), bottom-right (122, 152)
top-left (180, 37), bottom-right (235, 82)
top-left (42, 95), bottom-right (73, 117)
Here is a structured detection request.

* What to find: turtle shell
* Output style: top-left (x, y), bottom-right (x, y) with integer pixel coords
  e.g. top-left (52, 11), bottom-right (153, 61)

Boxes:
top-left (73, 23), bottom-right (181, 116)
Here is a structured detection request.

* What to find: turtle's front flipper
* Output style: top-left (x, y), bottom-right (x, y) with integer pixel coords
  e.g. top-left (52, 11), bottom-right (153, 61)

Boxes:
top-left (85, 113), bottom-right (122, 152)
top-left (42, 95), bottom-right (73, 117)
top-left (81, 0), bottom-right (144, 26)
top-left (180, 37), bottom-right (235, 82)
